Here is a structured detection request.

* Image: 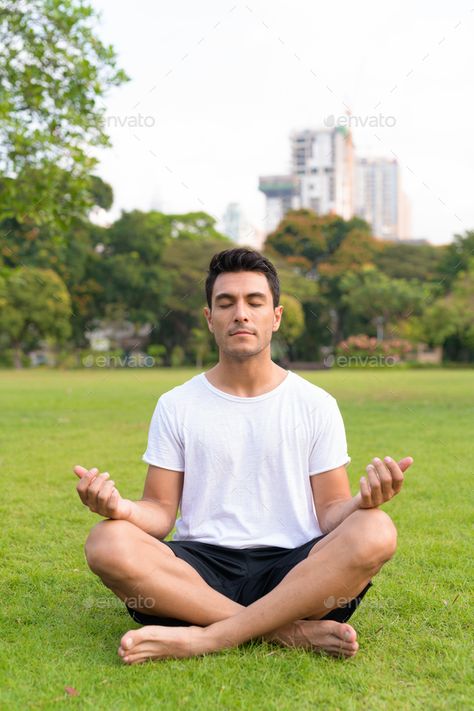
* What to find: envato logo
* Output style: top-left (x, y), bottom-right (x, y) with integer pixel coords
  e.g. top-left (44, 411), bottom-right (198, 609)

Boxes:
top-left (324, 595), bottom-right (394, 610)
top-left (101, 113), bottom-right (157, 129)
top-left (324, 354), bottom-right (397, 368)
top-left (83, 594), bottom-right (155, 610)
top-left (82, 354), bottom-right (156, 368)
top-left (324, 113), bottom-right (397, 128)
top-left (324, 595), bottom-right (364, 609)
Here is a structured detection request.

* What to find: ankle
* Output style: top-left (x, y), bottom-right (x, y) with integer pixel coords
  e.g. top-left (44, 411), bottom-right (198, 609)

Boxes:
top-left (190, 624), bottom-right (223, 656)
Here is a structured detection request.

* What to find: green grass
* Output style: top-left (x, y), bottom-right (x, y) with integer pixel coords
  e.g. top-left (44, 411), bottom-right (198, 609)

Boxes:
top-left (0, 368), bottom-right (472, 710)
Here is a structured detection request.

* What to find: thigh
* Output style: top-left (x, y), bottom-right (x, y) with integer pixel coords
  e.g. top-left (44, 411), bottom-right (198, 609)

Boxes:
top-left (238, 536), bottom-right (373, 624)
top-left (303, 525), bottom-right (374, 622)
top-left (125, 540), bottom-right (248, 627)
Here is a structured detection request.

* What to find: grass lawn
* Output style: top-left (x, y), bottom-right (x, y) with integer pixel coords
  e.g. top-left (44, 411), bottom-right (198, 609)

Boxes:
top-left (0, 368), bottom-right (472, 710)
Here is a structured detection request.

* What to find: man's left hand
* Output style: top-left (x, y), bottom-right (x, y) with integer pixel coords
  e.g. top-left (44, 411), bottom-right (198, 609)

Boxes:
top-left (357, 456), bottom-right (414, 508)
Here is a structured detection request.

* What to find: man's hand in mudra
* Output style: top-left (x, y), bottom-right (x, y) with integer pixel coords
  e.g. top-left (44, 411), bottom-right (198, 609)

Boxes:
top-left (74, 465), bottom-right (133, 520)
top-left (356, 456), bottom-right (414, 508)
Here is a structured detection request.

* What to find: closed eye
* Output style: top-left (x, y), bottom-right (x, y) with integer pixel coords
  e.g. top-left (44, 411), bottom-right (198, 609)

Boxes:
top-left (219, 304), bottom-right (262, 308)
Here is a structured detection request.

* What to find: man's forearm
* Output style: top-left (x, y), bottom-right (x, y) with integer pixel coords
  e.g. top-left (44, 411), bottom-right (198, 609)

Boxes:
top-left (124, 499), bottom-right (174, 539)
top-left (319, 494), bottom-right (362, 534)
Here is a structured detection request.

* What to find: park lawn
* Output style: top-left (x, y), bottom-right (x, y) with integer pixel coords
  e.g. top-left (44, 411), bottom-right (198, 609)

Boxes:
top-left (0, 367), bottom-right (472, 711)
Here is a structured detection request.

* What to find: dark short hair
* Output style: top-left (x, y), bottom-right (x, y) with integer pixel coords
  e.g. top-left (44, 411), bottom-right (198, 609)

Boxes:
top-left (205, 248), bottom-right (280, 309)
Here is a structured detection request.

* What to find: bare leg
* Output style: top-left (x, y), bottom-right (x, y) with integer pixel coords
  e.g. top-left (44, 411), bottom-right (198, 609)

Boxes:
top-left (85, 519), bottom-right (359, 658)
top-left (85, 519), bottom-right (244, 623)
top-left (118, 508), bottom-right (397, 663)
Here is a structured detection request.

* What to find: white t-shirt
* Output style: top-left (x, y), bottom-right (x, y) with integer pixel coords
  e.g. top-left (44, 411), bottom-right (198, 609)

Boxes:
top-left (142, 370), bottom-right (351, 549)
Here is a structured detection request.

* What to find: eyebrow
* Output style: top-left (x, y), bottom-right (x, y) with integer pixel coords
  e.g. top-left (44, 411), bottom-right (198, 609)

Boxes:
top-left (215, 292), bottom-right (268, 301)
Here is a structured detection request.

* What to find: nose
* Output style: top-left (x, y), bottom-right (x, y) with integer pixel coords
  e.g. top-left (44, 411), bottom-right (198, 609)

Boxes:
top-left (233, 299), bottom-right (250, 322)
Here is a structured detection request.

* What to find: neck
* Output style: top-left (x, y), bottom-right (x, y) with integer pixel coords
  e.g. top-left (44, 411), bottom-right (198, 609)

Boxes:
top-left (205, 348), bottom-right (287, 398)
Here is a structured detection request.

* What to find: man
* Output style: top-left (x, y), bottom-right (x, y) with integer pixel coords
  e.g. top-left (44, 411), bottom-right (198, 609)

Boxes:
top-left (74, 247), bottom-right (413, 665)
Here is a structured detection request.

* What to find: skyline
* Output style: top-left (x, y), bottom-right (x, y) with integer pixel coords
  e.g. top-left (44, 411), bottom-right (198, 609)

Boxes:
top-left (90, 0), bottom-right (474, 245)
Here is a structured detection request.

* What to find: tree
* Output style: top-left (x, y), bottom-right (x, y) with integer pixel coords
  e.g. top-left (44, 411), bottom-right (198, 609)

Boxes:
top-left (156, 226), bottom-right (230, 361)
top-left (401, 259), bottom-right (474, 360)
top-left (340, 267), bottom-right (426, 341)
top-left (97, 210), bottom-right (174, 326)
top-left (437, 230), bottom-right (474, 289)
top-left (0, 0), bottom-right (128, 231)
top-left (0, 266), bottom-right (71, 367)
top-left (374, 240), bottom-right (444, 283)
top-left (187, 327), bottom-right (213, 369)
top-left (275, 294), bottom-right (305, 361)
top-left (265, 210), bottom-right (373, 273)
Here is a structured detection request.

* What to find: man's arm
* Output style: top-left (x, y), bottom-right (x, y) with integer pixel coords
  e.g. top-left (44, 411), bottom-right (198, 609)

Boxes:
top-left (311, 456), bottom-right (414, 534)
top-left (74, 464), bottom-right (184, 539)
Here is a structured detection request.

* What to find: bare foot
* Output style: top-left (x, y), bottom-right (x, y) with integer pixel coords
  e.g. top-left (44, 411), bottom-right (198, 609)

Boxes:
top-left (118, 625), bottom-right (208, 665)
top-left (118, 619), bottom-right (358, 664)
top-left (264, 619), bottom-right (359, 658)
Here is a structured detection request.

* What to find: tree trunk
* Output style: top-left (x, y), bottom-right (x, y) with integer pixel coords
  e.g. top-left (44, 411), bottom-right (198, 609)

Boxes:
top-left (13, 342), bottom-right (23, 369)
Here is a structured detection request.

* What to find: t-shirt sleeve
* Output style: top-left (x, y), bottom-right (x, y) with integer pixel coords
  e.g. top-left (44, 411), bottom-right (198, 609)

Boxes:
top-left (142, 397), bottom-right (185, 471)
top-left (308, 395), bottom-right (351, 476)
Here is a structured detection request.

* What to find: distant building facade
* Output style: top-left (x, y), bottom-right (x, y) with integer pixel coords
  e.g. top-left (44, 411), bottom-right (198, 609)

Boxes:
top-left (257, 176), bottom-right (300, 234)
top-left (259, 125), bottom-right (409, 240)
top-left (355, 157), bottom-right (400, 240)
top-left (290, 126), bottom-right (354, 220)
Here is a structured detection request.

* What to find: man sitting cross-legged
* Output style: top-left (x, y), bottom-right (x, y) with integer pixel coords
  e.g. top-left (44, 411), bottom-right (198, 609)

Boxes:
top-left (74, 247), bottom-right (413, 665)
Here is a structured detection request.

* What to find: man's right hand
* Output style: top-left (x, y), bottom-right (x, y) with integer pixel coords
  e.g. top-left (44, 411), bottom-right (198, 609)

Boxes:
top-left (74, 465), bottom-right (133, 520)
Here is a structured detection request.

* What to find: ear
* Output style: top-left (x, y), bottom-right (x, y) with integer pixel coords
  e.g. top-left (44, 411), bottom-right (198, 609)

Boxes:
top-left (272, 305), bottom-right (284, 332)
top-left (203, 306), bottom-right (213, 332)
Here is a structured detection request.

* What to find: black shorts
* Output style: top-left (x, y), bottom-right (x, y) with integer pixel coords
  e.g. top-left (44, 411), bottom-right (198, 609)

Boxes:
top-left (125, 534), bottom-right (373, 627)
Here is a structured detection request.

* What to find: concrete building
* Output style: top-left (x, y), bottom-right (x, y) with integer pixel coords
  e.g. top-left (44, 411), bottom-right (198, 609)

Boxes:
top-left (290, 126), bottom-right (354, 220)
top-left (259, 125), bottom-right (409, 240)
top-left (355, 157), bottom-right (400, 240)
top-left (257, 175), bottom-right (300, 234)
top-left (258, 127), bottom-right (354, 232)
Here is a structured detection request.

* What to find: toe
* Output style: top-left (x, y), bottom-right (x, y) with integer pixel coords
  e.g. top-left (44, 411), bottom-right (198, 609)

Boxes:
top-left (123, 651), bottom-right (154, 665)
top-left (120, 629), bottom-right (144, 651)
top-left (340, 623), bottom-right (357, 643)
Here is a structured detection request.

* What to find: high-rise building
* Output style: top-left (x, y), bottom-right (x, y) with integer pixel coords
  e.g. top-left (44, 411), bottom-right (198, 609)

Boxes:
top-left (259, 125), bottom-right (408, 240)
top-left (355, 157), bottom-right (400, 240)
top-left (257, 175), bottom-right (300, 234)
top-left (290, 126), bottom-right (354, 220)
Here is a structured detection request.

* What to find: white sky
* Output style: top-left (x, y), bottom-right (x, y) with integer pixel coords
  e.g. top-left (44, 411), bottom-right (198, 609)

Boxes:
top-left (91, 0), bottom-right (474, 245)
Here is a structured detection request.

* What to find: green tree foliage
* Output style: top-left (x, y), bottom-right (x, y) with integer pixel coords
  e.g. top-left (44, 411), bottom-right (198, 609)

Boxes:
top-left (0, 0), bottom-right (128, 230)
top-left (266, 210), bottom-right (373, 274)
top-left (340, 267), bottom-right (426, 341)
top-left (96, 210), bottom-right (175, 326)
top-left (0, 266), bottom-right (71, 366)
top-left (264, 211), bottom-right (377, 354)
top-left (437, 230), bottom-right (474, 289)
top-left (374, 240), bottom-right (444, 283)
top-left (276, 294), bottom-right (305, 357)
top-left (156, 227), bottom-right (230, 361)
top-left (187, 327), bottom-right (213, 368)
top-left (400, 259), bottom-right (474, 360)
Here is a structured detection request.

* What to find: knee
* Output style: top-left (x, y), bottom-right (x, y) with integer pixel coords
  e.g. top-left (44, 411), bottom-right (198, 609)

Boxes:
top-left (84, 519), bottom-right (137, 576)
top-left (350, 508), bottom-right (398, 571)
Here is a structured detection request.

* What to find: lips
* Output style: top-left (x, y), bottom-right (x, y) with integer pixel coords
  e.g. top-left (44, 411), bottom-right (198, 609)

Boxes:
top-left (231, 331), bottom-right (254, 336)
